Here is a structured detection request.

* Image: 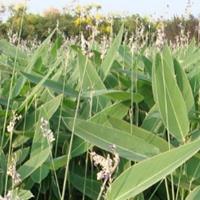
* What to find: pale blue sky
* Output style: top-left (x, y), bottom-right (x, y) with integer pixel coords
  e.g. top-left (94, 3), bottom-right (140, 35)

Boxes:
top-left (4, 0), bottom-right (200, 19)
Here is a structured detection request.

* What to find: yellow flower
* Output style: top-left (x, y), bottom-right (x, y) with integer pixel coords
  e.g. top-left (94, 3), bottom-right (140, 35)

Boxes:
top-left (95, 14), bottom-right (103, 21)
top-left (156, 22), bottom-right (165, 29)
top-left (74, 18), bottom-right (81, 26)
top-left (84, 17), bottom-right (92, 25)
top-left (105, 26), bottom-right (111, 33)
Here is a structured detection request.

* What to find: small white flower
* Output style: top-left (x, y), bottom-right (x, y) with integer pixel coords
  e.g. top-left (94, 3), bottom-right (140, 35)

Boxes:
top-left (0, 190), bottom-right (20, 200)
top-left (90, 144), bottom-right (119, 183)
top-left (40, 118), bottom-right (55, 143)
top-left (7, 112), bottom-right (22, 134)
top-left (7, 156), bottom-right (21, 186)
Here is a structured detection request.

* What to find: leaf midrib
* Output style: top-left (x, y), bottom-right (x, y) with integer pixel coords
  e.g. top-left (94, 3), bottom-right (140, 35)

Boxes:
top-left (112, 143), bottom-right (200, 200)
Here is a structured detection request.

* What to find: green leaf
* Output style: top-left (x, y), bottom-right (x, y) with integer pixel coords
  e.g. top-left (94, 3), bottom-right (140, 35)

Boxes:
top-left (182, 48), bottom-right (200, 70)
top-left (77, 52), bottom-right (105, 91)
top-left (55, 102), bottom-right (129, 163)
top-left (21, 72), bottom-right (77, 97)
top-left (186, 186), bottom-right (200, 200)
top-left (64, 102), bottom-right (128, 163)
top-left (83, 89), bottom-right (143, 102)
top-left (90, 102), bottom-right (128, 124)
top-left (46, 136), bottom-right (91, 170)
top-left (18, 148), bottom-right (50, 181)
top-left (15, 147), bottom-right (30, 165)
top-left (24, 95), bottom-right (62, 181)
top-left (70, 172), bottom-right (101, 200)
top-left (0, 39), bottom-right (27, 60)
top-left (11, 30), bottom-right (56, 98)
top-left (76, 51), bottom-right (111, 111)
top-left (17, 190), bottom-right (34, 200)
top-left (106, 138), bottom-right (200, 200)
top-left (141, 105), bottom-right (162, 133)
top-left (162, 45), bottom-right (174, 74)
top-left (119, 44), bottom-right (133, 67)
top-left (30, 95), bottom-right (62, 156)
top-left (9, 189), bottom-right (33, 200)
top-left (152, 53), bottom-right (189, 143)
top-left (66, 118), bottom-right (160, 161)
top-left (141, 55), bottom-right (152, 76)
top-left (31, 164), bottom-right (49, 183)
top-left (138, 80), bottom-right (154, 107)
top-left (23, 94), bottom-right (63, 130)
top-left (108, 117), bottom-right (169, 152)
top-left (174, 59), bottom-right (195, 114)
top-left (51, 36), bottom-right (63, 58)
top-left (0, 150), bottom-right (6, 194)
top-left (185, 156), bottom-right (200, 181)
top-left (46, 156), bottom-right (67, 171)
top-left (189, 67), bottom-right (200, 96)
top-left (101, 25), bottom-right (124, 80)
top-left (71, 136), bottom-right (91, 158)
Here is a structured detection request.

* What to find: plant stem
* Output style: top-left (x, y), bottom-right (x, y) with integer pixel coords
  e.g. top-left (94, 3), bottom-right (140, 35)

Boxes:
top-left (97, 179), bottom-right (107, 200)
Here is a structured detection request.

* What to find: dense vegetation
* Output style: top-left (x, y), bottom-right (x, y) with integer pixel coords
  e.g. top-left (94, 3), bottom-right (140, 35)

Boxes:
top-left (0, 3), bottom-right (200, 43)
top-left (1, 2), bottom-right (200, 200)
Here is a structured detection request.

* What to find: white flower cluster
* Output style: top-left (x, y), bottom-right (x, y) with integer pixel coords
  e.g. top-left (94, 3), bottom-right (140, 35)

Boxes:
top-left (7, 113), bottom-right (22, 134)
top-left (7, 157), bottom-right (21, 186)
top-left (155, 24), bottom-right (165, 50)
top-left (80, 33), bottom-right (93, 57)
top-left (100, 36), bottom-right (109, 60)
top-left (0, 191), bottom-right (20, 200)
top-left (40, 118), bottom-right (55, 143)
top-left (90, 144), bottom-right (119, 183)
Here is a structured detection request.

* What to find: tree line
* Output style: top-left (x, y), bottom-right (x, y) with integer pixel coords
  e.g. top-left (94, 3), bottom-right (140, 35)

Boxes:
top-left (0, 3), bottom-right (199, 44)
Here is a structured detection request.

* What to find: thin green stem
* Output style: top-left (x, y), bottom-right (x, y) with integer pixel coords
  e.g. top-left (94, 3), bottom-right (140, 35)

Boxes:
top-left (165, 178), bottom-right (171, 200)
top-left (61, 56), bottom-right (89, 200)
top-left (97, 179), bottom-right (107, 200)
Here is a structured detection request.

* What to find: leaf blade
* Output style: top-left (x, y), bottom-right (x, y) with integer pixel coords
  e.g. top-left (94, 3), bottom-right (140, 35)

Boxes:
top-left (106, 139), bottom-right (200, 200)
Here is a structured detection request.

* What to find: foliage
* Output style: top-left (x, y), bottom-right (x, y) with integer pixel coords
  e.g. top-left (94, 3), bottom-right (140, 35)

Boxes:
top-left (0, 3), bottom-right (200, 44)
top-left (1, 7), bottom-right (200, 200)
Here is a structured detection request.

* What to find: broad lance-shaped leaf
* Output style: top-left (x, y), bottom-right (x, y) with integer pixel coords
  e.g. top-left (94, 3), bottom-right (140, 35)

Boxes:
top-left (25, 95), bottom-right (63, 183)
top-left (76, 51), bottom-right (109, 110)
top-left (12, 30), bottom-right (56, 98)
top-left (162, 45), bottom-right (174, 74)
top-left (189, 67), bottom-right (200, 96)
top-left (47, 103), bottom-right (129, 170)
top-left (108, 117), bottom-right (169, 152)
top-left (101, 25), bottom-right (124, 80)
top-left (82, 89), bottom-right (143, 102)
top-left (186, 186), bottom-right (200, 200)
top-left (46, 136), bottom-right (91, 170)
top-left (141, 105), bottom-right (163, 133)
top-left (0, 150), bottom-right (6, 194)
top-left (21, 72), bottom-right (77, 97)
top-left (90, 102), bottom-right (128, 124)
top-left (22, 94), bottom-right (62, 130)
top-left (69, 172), bottom-right (101, 200)
top-left (77, 51), bottom-right (105, 91)
top-left (152, 53), bottom-right (189, 143)
top-left (119, 44), bottom-right (133, 67)
top-left (30, 95), bottom-right (62, 157)
top-left (6, 189), bottom-right (33, 200)
top-left (18, 148), bottom-right (50, 181)
top-left (66, 118), bottom-right (160, 161)
top-left (0, 39), bottom-right (27, 60)
top-left (182, 45), bottom-right (200, 70)
top-left (106, 138), bottom-right (200, 200)
top-left (174, 59), bottom-right (195, 114)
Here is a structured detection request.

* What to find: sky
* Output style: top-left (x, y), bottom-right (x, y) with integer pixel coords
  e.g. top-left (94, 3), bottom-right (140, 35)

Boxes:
top-left (2, 0), bottom-right (200, 19)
